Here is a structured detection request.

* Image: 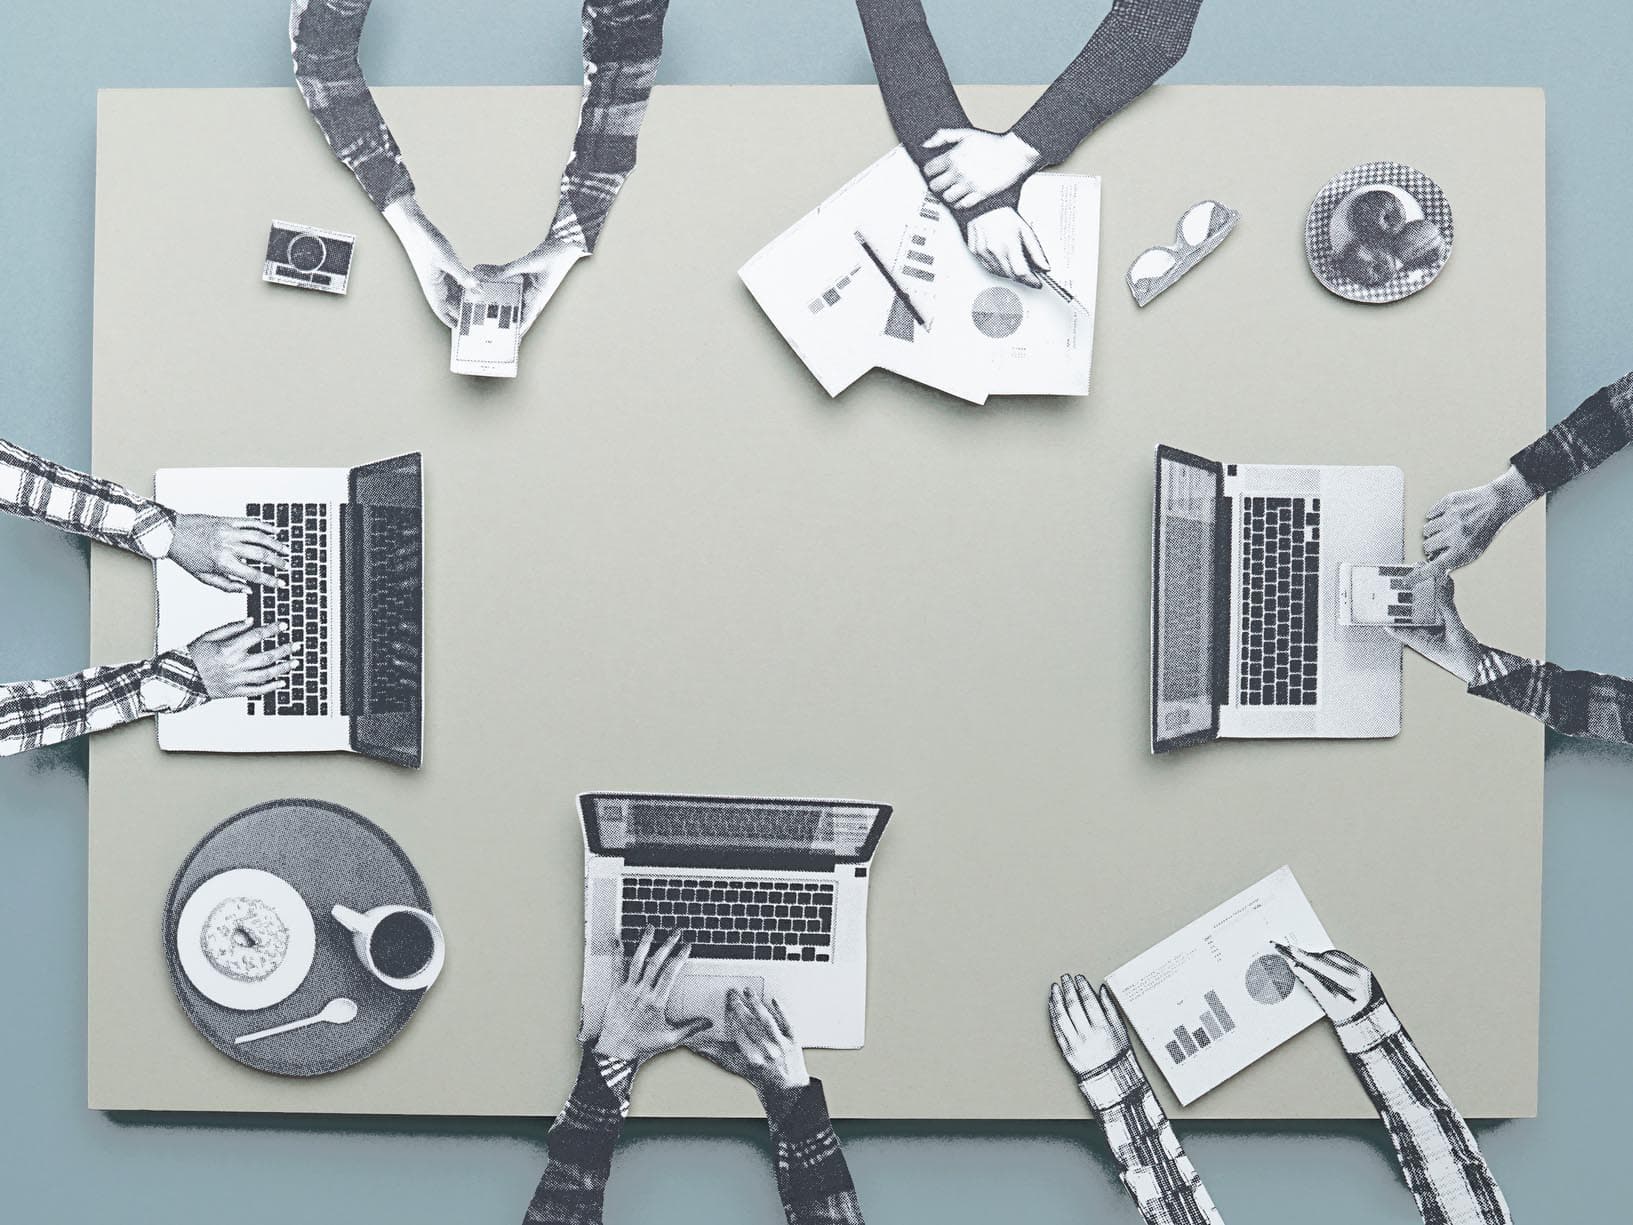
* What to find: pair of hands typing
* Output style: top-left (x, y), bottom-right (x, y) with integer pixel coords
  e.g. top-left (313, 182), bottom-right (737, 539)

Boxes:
top-left (383, 196), bottom-right (581, 340)
top-left (588, 927), bottom-right (811, 1110)
top-left (1048, 948), bottom-right (1378, 1080)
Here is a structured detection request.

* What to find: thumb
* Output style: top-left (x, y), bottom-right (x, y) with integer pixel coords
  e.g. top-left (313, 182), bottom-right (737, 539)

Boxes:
top-left (1019, 222), bottom-right (1051, 272)
top-left (672, 1017), bottom-right (713, 1043)
top-left (921, 129), bottom-right (958, 149)
top-left (201, 617), bottom-right (254, 642)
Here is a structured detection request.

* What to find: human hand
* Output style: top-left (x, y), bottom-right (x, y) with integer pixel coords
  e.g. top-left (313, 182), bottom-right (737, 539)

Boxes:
top-left (1388, 575), bottom-right (1482, 683)
top-left (688, 988), bottom-right (809, 1109)
top-left (1412, 465), bottom-right (1536, 583)
top-left (590, 928), bottom-right (712, 1064)
top-left (965, 207), bottom-right (1052, 288)
top-left (921, 128), bottom-right (1041, 210)
top-left (187, 619), bottom-right (294, 700)
top-left (484, 242), bottom-right (586, 337)
top-left (1274, 944), bottom-right (1377, 1025)
top-left (1048, 973), bottom-right (1130, 1077)
top-left (382, 195), bottom-right (479, 328)
top-left (167, 514), bottom-right (290, 594)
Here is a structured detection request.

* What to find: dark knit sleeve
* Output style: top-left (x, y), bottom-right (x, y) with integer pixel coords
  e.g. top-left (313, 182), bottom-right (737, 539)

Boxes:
top-left (1010, 0), bottom-right (1204, 167)
top-left (1509, 370), bottom-right (1633, 497)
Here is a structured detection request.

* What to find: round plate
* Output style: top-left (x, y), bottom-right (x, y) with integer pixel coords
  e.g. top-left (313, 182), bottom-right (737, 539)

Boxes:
top-left (176, 868), bottom-right (316, 1010)
top-left (163, 798), bottom-right (435, 1078)
top-left (1304, 161), bottom-right (1453, 304)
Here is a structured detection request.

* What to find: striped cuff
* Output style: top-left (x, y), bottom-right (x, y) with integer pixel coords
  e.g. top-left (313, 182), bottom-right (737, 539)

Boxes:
top-left (1075, 1046), bottom-right (1146, 1114)
top-left (1333, 989), bottom-right (1400, 1056)
top-left (139, 650), bottom-right (212, 714)
top-left (131, 501), bottom-right (177, 561)
top-left (1469, 646), bottom-right (1527, 693)
top-left (592, 1053), bottom-right (635, 1116)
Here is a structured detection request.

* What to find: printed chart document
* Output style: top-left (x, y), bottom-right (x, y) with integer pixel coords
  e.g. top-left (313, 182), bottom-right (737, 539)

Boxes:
top-left (1105, 866), bottom-right (1333, 1106)
top-left (740, 147), bottom-right (1098, 405)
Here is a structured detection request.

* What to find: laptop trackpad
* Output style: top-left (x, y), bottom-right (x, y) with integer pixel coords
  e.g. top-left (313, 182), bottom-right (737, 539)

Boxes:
top-left (668, 975), bottom-right (766, 1029)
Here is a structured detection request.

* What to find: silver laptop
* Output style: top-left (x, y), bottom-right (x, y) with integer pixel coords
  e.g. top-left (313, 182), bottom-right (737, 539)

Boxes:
top-left (1151, 444), bottom-right (1404, 752)
top-left (154, 452), bottom-right (423, 767)
top-left (578, 792), bottom-right (892, 1049)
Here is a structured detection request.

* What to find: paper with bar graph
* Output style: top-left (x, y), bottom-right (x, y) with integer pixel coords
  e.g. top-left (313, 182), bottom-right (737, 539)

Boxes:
top-left (1105, 866), bottom-right (1334, 1105)
top-left (740, 147), bottom-right (1098, 404)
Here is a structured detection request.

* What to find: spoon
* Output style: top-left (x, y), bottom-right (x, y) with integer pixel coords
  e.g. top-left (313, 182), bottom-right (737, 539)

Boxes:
top-left (234, 998), bottom-right (358, 1045)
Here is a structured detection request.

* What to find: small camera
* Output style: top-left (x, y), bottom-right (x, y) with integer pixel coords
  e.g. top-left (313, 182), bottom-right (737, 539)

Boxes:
top-left (263, 220), bottom-right (355, 295)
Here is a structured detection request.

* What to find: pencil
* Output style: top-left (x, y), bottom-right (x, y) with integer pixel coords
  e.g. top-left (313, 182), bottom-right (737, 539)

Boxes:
top-left (855, 232), bottom-right (926, 328)
top-left (1039, 270), bottom-right (1089, 313)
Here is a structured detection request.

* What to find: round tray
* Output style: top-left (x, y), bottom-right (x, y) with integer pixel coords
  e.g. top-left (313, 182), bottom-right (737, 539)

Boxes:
top-left (163, 798), bottom-right (434, 1077)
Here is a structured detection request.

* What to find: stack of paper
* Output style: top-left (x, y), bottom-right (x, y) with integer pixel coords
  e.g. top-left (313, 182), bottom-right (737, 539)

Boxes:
top-left (740, 148), bottom-right (1099, 405)
top-left (1105, 866), bottom-right (1334, 1105)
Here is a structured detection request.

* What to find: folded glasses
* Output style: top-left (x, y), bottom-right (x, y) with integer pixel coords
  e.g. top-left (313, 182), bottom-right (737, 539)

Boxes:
top-left (1126, 200), bottom-right (1240, 307)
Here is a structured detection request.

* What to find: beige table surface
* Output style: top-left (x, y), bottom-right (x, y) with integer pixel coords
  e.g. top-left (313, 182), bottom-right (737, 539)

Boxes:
top-left (88, 85), bottom-right (1545, 1118)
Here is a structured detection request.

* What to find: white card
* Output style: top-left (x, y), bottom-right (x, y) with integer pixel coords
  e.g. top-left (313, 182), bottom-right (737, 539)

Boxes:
top-left (1105, 866), bottom-right (1333, 1105)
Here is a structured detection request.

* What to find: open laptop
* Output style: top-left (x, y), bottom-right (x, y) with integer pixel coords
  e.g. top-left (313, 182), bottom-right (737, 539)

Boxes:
top-left (154, 452), bottom-right (423, 767)
top-left (577, 792), bottom-right (892, 1049)
top-left (1151, 444), bottom-right (1404, 752)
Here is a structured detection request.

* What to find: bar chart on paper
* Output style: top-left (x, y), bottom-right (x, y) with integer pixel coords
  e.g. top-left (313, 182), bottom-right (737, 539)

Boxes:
top-left (1165, 990), bottom-right (1238, 1065)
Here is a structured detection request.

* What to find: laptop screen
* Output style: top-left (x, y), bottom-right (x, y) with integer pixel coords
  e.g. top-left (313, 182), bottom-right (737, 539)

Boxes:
top-left (581, 794), bottom-right (891, 865)
top-left (1152, 446), bottom-right (1223, 752)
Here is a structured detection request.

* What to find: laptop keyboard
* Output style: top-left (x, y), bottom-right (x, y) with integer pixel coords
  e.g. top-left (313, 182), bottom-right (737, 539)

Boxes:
top-left (244, 502), bottom-right (329, 716)
top-left (1238, 496), bottom-right (1320, 706)
top-left (620, 876), bottom-right (835, 963)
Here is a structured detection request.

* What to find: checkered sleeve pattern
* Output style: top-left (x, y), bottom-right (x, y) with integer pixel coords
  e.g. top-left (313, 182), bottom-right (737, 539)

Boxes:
top-left (765, 1080), bottom-right (866, 1225)
top-left (1468, 643), bottom-right (1633, 743)
top-left (289, 0), bottom-right (415, 211)
top-left (1077, 1050), bottom-right (1224, 1225)
top-left (0, 650), bottom-right (209, 758)
top-left (0, 437), bottom-right (175, 559)
top-left (1011, 0), bottom-right (1204, 167)
top-left (1510, 370), bottom-right (1633, 497)
top-left (522, 1049), bottom-right (636, 1225)
top-left (546, 0), bottom-right (672, 254)
top-left (1335, 989), bottom-right (1513, 1225)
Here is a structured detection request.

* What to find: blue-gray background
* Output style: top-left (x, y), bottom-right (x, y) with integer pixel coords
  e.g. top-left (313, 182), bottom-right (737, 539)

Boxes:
top-left (2, 2), bottom-right (1628, 1220)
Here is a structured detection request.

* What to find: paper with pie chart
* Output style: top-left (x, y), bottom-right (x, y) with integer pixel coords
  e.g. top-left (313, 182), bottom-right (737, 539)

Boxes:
top-left (1105, 866), bottom-right (1333, 1105)
top-left (739, 146), bottom-right (1098, 404)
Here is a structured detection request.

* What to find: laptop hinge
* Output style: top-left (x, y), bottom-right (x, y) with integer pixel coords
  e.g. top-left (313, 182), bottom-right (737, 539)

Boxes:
top-left (623, 847), bottom-right (836, 873)
top-left (1211, 494), bottom-right (1234, 709)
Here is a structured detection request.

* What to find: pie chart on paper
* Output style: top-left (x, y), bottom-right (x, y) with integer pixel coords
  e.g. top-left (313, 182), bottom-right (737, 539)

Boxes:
top-left (970, 286), bottom-right (1024, 338)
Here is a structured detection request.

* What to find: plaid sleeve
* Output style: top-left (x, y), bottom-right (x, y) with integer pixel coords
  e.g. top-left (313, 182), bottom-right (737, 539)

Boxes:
top-left (522, 1049), bottom-right (636, 1225)
top-left (1468, 644), bottom-right (1633, 743)
top-left (1011, 0), bottom-right (1204, 168)
top-left (0, 437), bottom-right (174, 559)
top-left (0, 650), bottom-right (209, 757)
top-left (546, 0), bottom-right (672, 253)
top-left (289, 0), bottom-right (415, 211)
top-left (1335, 989), bottom-right (1513, 1225)
top-left (1510, 369), bottom-right (1633, 497)
top-left (1076, 1050), bottom-right (1224, 1225)
top-left (764, 1079), bottom-right (866, 1225)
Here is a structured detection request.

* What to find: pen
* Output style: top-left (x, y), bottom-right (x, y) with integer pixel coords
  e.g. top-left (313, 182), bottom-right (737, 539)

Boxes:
top-left (1039, 270), bottom-right (1090, 314)
top-left (855, 232), bottom-right (926, 328)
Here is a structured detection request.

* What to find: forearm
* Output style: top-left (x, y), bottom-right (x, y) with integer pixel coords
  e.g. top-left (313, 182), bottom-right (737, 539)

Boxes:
top-left (522, 1049), bottom-right (636, 1225)
top-left (548, 0), bottom-right (674, 252)
top-left (0, 651), bottom-right (209, 757)
top-left (765, 1080), bottom-right (865, 1225)
top-left (1336, 988), bottom-right (1512, 1225)
top-left (852, 0), bottom-right (1014, 226)
top-left (0, 438), bottom-right (175, 558)
top-left (1078, 1050), bottom-right (1224, 1225)
top-left (1012, 0), bottom-right (1204, 167)
top-left (1510, 368), bottom-right (1633, 496)
top-left (289, 0), bottom-right (414, 210)
top-left (1468, 647), bottom-right (1633, 743)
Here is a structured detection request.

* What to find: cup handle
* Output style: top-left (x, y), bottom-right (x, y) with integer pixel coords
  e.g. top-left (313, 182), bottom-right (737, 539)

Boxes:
top-left (331, 904), bottom-right (368, 933)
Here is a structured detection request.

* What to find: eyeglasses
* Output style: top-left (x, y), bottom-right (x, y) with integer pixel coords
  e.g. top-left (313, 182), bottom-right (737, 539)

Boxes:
top-left (1126, 200), bottom-right (1240, 307)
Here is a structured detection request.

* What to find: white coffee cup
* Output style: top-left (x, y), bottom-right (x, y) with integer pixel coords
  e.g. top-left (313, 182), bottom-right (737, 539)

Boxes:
top-left (331, 903), bottom-right (446, 991)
